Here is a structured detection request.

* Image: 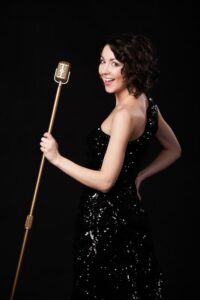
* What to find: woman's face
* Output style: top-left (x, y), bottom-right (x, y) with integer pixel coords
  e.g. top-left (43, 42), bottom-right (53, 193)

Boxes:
top-left (98, 44), bottom-right (126, 94)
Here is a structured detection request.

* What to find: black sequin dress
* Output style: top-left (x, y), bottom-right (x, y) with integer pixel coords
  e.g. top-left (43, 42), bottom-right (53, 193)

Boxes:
top-left (71, 98), bottom-right (164, 299)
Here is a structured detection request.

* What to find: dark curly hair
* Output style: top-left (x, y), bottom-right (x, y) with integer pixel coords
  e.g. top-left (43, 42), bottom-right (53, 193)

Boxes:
top-left (102, 33), bottom-right (159, 97)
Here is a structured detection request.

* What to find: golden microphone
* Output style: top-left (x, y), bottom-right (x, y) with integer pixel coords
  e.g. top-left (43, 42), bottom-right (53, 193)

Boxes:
top-left (10, 61), bottom-right (71, 300)
top-left (54, 61), bottom-right (71, 84)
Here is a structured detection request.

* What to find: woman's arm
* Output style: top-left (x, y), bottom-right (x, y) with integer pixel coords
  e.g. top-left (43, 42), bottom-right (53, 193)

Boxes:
top-left (40, 109), bottom-right (133, 193)
top-left (136, 107), bottom-right (182, 184)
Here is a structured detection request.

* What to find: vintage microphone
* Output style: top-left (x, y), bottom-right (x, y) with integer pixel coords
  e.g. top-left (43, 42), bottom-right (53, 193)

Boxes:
top-left (9, 61), bottom-right (71, 300)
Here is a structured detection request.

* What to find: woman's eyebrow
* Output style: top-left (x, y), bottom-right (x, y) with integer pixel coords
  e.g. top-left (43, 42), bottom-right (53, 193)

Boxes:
top-left (100, 56), bottom-right (118, 61)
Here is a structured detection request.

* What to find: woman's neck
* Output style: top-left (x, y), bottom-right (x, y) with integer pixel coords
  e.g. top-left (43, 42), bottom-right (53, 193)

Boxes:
top-left (115, 89), bottom-right (136, 107)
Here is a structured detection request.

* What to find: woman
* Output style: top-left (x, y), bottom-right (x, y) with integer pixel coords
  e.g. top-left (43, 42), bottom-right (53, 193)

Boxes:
top-left (40, 33), bottom-right (181, 299)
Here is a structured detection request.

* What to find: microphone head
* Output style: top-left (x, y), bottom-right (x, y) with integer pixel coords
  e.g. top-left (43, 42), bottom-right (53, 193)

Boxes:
top-left (54, 61), bottom-right (71, 84)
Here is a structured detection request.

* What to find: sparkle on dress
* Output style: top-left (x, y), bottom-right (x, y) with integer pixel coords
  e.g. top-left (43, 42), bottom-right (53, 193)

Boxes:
top-left (71, 98), bottom-right (164, 299)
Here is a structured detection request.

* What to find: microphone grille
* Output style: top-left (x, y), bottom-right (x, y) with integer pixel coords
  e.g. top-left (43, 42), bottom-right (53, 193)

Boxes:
top-left (55, 61), bottom-right (71, 83)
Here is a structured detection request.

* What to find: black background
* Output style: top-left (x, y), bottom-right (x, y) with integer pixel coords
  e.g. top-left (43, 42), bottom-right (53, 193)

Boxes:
top-left (0, 1), bottom-right (197, 300)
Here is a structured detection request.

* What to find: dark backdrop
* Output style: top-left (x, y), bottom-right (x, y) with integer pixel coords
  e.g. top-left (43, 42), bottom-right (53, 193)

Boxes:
top-left (1, 2), bottom-right (197, 300)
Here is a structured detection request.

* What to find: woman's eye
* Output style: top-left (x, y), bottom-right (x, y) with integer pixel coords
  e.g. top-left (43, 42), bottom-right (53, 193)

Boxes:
top-left (100, 58), bottom-right (105, 64)
top-left (112, 61), bottom-right (119, 67)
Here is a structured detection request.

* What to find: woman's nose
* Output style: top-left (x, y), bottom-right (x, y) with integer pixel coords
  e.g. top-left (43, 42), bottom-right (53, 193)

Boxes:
top-left (101, 63), bottom-right (110, 75)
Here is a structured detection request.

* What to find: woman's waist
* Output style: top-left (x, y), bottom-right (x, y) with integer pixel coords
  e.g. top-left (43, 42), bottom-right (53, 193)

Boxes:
top-left (80, 181), bottom-right (137, 201)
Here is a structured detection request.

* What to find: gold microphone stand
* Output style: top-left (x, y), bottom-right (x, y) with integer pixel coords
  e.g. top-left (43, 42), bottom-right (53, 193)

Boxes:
top-left (9, 61), bottom-right (71, 300)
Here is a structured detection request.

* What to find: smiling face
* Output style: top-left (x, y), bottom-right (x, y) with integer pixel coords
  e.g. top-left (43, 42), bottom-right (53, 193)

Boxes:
top-left (98, 44), bottom-right (127, 94)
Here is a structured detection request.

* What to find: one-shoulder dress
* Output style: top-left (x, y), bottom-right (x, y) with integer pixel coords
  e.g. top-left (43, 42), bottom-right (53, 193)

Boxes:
top-left (71, 97), bottom-right (164, 299)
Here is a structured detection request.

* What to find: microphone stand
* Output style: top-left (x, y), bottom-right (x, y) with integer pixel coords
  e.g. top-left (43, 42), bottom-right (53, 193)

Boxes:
top-left (9, 62), bottom-right (71, 300)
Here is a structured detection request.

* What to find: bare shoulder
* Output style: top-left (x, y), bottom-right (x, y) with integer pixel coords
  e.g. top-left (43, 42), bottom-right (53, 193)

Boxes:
top-left (110, 108), bottom-right (133, 141)
top-left (111, 107), bottom-right (133, 129)
top-left (114, 106), bottom-right (132, 119)
top-left (111, 104), bottom-right (145, 138)
top-left (114, 104), bottom-right (143, 120)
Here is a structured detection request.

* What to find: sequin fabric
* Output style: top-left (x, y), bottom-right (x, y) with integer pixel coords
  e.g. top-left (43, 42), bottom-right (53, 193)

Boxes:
top-left (71, 98), bottom-right (164, 299)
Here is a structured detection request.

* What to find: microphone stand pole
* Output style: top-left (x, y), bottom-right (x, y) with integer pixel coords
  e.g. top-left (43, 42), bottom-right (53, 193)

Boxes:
top-left (9, 62), bottom-right (70, 300)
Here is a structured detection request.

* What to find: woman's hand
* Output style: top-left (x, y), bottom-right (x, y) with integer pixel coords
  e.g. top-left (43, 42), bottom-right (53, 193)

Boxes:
top-left (135, 172), bottom-right (144, 201)
top-left (40, 132), bottom-right (60, 164)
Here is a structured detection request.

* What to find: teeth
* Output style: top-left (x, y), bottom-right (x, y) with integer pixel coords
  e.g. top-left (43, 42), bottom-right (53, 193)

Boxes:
top-left (104, 78), bottom-right (113, 82)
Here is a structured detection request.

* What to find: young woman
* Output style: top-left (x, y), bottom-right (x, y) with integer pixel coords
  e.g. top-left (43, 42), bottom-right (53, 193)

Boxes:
top-left (40, 33), bottom-right (181, 299)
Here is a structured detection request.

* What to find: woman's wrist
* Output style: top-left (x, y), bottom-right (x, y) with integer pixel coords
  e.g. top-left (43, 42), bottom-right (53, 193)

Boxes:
top-left (51, 152), bottom-right (62, 167)
top-left (137, 170), bottom-right (147, 181)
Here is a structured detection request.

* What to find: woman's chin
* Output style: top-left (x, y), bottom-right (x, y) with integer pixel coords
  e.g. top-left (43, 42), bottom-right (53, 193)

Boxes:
top-left (104, 87), bottom-right (115, 94)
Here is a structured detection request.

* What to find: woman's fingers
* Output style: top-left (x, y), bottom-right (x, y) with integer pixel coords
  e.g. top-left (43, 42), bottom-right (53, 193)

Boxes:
top-left (43, 132), bottom-right (53, 138)
top-left (137, 190), bottom-right (142, 201)
top-left (135, 177), bottom-right (142, 201)
top-left (39, 133), bottom-right (59, 163)
top-left (136, 183), bottom-right (141, 200)
top-left (41, 137), bottom-right (48, 142)
top-left (40, 133), bottom-right (53, 152)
